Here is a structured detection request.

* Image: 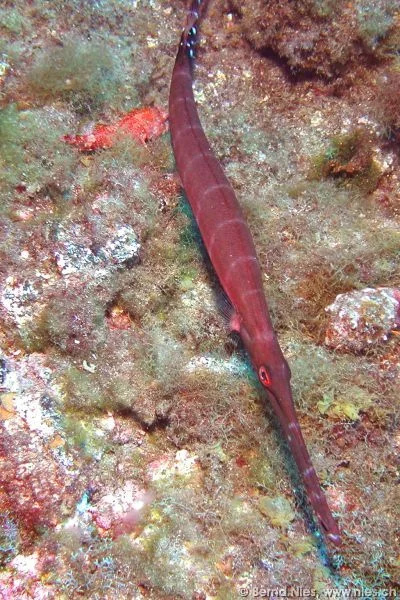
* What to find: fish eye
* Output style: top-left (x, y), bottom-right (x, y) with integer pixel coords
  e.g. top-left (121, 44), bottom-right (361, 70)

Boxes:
top-left (259, 365), bottom-right (271, 387)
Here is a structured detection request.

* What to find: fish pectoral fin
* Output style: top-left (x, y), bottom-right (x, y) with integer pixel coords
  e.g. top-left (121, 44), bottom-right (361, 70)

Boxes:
top-left (229, 311), bottom-right (241, 333)
top-left (214, 289), bottom-right (235, 328)
top-left (218, 293), bottom-right (241, 333)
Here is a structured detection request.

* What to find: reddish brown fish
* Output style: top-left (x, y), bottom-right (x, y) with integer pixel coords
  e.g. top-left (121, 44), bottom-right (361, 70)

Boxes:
top-left (169, 0), bottom-right (341, 545)
top-left (63, 106), bottom-right (168, 151)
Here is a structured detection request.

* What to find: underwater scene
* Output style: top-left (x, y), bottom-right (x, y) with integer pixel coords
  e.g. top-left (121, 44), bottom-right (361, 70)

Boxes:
top-left (0, 0), bottom-right (399, 597)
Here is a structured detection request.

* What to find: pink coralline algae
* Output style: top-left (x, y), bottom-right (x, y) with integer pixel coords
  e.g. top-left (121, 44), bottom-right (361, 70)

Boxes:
top-left (0, 354), bottom-right (83, 533)
top-left (63, 106), bottom-right (168, 151)
top-left (325, 287), bottom-right (400, 352)
top-left (89, 485), bottom-right (153, 538)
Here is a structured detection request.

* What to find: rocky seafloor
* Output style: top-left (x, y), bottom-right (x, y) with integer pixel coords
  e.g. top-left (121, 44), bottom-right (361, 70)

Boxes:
top-left (0, 0), bottom-right (399, 598)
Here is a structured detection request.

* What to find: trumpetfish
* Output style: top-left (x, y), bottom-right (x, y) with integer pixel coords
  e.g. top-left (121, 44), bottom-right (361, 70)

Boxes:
top-left (168, 0), bottom-right (341, 545)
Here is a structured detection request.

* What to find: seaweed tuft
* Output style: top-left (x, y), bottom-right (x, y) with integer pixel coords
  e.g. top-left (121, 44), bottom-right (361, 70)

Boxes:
top-left (27, 40), bottom-right (124, 114)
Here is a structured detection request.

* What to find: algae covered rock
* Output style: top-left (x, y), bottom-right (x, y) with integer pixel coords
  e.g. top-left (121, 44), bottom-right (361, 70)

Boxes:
top-left (325, 286), bottom-right (400, 352)
top-left (258, 494), bottom-right (296, 528)
top-left (230, 0), bottom-right (398, 77)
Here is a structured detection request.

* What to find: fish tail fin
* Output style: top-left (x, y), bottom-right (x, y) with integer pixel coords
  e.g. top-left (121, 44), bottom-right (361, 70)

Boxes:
top-left (181, 0), bottom-right (210, 58)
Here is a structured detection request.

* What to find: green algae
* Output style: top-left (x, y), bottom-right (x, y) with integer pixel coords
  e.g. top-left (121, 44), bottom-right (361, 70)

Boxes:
top-left (356, 0), bottom-right (398, 51)
top-left (309, 129), bottom-right (383, 193)
top-left (58, 321), bottom-right (199, 430)
top-left (258, 495), bottom-right (296, 528)
top-left (62, 415), bottom-right (108, 458)
top-left (0, 8), bottom-right (28, 34)
top-left (92, 132), bottom-right (173, 174)
top-left (249, 454), bottom-right (280, 490)
top-left (317, 386), bottom-right (373, 421)
top-left (223, 496), bottom-right (266, 536)
top-left (248, 174), bottom-right (400, 340)
top-left (42, 293), bottom-right (106, 355)
top-left (289, 538), bottom-right (315, 557)
top-left (61, 366), bottom-right (107, 413)
top-left (0, 104), bottom-right (76, 208)
top-left (0, 104), bottom-right (30, 189)
top-left (0, 513), bottom-right (20, 566)
top-left (27, 40), bottom-right (126, 114)
top-left (146, 328), bottom-right (188, 395)
top-left (306, 0), bottom-right (336, 18)
top-left (289, 339), bottom-right (379, 410)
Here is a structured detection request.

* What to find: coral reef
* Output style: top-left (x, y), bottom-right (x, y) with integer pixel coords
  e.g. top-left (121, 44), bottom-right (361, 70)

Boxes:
top-left (0, 0), bottom-right (399, 597)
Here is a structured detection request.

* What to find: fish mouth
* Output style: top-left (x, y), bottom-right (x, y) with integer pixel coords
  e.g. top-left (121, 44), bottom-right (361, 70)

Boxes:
top-left (321, 519), bottom-right (342, 546)
top-left (319, 513), bottom-right (342, 546)
top-left (327, 531), bottom-right (342, 546)
top-left (265, 387), bottom-right (342, 547)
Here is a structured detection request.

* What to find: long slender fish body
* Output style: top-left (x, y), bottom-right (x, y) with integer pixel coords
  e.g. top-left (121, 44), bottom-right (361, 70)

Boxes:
top-left (169, 0), bottom-right (341, 546)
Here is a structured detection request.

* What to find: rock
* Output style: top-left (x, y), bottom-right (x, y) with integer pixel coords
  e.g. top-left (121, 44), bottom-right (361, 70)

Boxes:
top-left (325, 287), bottom-right (400, 352)
top-left (54, 222), bottom-right (140, 277)
top-left (230, 0), bottom-right (398, 78)
top-left (258, 495), bottom-right (296, 528)
top-left (0, 354), bottom-right (84, 539)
